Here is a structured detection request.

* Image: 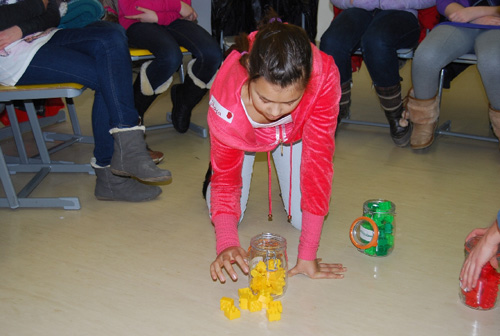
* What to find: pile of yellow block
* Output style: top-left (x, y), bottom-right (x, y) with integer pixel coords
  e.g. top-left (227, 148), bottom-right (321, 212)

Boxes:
top-left (250, 260), bottom-right (286, 297)
top-left (220, 288), bottom-right (283, 321)
top-left (220, 260), bottom-right (286, 322)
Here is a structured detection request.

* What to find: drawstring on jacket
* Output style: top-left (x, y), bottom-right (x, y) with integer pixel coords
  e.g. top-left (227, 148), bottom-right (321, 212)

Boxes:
top-left (267, 142), bottom-right (293, 223)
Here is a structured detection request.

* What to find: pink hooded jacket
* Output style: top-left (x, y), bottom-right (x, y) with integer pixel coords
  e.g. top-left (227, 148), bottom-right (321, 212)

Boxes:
top-left (208, 31), bottom-right (341, 260)
top-left (118, 0), bottom-right (190, 30)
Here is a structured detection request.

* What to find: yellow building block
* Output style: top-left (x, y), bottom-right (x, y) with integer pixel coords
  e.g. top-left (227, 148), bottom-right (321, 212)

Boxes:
top-left (257, 292), bottom-right (272, 308)
top-left (238, 287), bottom-right (252, 297)
top-left (224, 305), bottom-right (241, 320)
top-left (220, 297), bottom-right (234, 311)
top-left (238, 287), bottom-right (255, 310)
top-left (267, 300), bottom-right (283, 313)
top-left (266, 307), bottom-right (281, 322)
top-left (248, 298), bottom-right (263, 312)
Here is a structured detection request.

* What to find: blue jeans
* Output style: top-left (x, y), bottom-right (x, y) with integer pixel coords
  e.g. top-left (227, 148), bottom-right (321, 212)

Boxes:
top-left (17, 21), bottom-right (139, 167)
top-left (320, 8), bottom-right (420, 87)
top-left (126, 19), bottom-right (222, 89)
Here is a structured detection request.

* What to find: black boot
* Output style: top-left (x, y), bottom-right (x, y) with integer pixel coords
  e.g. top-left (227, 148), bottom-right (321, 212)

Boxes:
top-left (202, 162), bottom-right (212, 199)
top-left (133, 76), bottom-right (165, 164)
top-left (338, 81), bottom-right (352, 124)
top-left (375, 84), bottom-right (411, 147)
top-left (171, 74), bottom-right (208, 133)
top-left (133, 78), bottom-right (158, 122)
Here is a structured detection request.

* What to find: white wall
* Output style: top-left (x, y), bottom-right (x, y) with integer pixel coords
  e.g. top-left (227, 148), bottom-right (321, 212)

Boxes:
top-left (317, 0), bottom-right (334, 41)
top-left (193, 0), bottom-right (335, 43)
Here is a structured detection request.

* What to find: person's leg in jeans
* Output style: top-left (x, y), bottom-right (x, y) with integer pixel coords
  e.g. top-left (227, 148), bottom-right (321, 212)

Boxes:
top-left (361, 10), bottom-right (420, 146)
top-left (475, 29), bottom-right (500, 140)
top-left (17, 22), bottom-right (169, 199)
top-left (166, 19), bottom-right (223, 133)
top-left (409, 24), bottom-right (477, 149)
top-left (126, 22), bottom-right (183, 120)
top-left (320, 8), bottom-right (373, 121)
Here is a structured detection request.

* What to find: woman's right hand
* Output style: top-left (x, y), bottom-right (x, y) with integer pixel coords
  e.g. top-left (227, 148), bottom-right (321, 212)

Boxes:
top-left (124, 7), bottom-right (158, 23)
top-left (180, 1), bottom-right (197, 21)
top-left (210, 246), bottom-right (249, 283)
top-left (0, 26), bottom-right (22, 50)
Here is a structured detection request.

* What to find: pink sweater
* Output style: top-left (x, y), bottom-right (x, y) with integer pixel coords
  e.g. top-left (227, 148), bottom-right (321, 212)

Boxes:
top-left (208, 32), bottom-right (341, 260)
top-left (118, 0), bottom-right (191, 30)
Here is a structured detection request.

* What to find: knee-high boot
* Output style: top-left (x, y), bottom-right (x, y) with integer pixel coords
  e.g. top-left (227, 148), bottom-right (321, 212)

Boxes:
top-left (375, 84), bottom-right (411, 147)
top-left (405, 88), bottom-right (440, 150)
top-left (134, 61), bottom-right (172, 163)
top-left (171, 59), bottom-right (215, 133)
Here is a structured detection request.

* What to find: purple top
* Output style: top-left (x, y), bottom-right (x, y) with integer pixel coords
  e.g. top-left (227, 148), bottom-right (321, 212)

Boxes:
top-left (331, 0), bottom-right (437, 17)
top-left (437, 0), bottom-right (470, 15)
top-left (438, 0), bottom-right (500, 14)
top-left (436, 0), bottom-right (500, 28)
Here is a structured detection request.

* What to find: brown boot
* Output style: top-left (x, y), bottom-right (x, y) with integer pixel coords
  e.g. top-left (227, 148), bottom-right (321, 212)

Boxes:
top-left (488, 105), bottom-right (500, 141)
top-left (406, 88), bottom-right (440, 150)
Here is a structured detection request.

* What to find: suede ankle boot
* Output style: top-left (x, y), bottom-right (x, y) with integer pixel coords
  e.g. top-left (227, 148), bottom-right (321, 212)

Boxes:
top-left (375, 84), bottom-right (411, 147)
top-left (488, 105), bottom-right (500, 143)
top-left (109, 125), bottom-right (172, 182)
top-left (406, 88), bottom-right (440, 150)
top-left (338, 81), bottom-right (352, 124)
top-left (171, 74), bottom-right (208, 133)
top-left (93, 161), bottom-right (162, 202)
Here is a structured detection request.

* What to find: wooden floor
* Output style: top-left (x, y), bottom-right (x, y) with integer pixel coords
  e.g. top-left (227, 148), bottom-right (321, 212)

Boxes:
top-left (1, 63), bottom-right (500, 336)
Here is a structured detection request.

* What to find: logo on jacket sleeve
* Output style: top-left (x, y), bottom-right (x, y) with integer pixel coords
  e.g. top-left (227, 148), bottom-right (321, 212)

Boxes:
top-left (209, 95), bottom-right (233, 124)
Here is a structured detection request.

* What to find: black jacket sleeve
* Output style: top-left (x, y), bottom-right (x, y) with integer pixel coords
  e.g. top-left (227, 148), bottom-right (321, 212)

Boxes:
top-left (0, 0), bottom-right (46, 30)
top-left (0, 0), bottom-right (60, 36)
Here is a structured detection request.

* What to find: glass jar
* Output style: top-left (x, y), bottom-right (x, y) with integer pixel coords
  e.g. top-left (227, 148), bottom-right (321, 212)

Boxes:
top-left (349, 199), bottom-right (396, 257)
top-left (459, 236), bottom-right (500, 310)
top-left (248, 233), bottom-right (288, 299)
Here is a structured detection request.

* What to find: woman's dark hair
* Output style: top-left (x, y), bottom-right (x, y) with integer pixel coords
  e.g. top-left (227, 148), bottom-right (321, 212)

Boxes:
top-left (231, 9), bottom-right (312, 89)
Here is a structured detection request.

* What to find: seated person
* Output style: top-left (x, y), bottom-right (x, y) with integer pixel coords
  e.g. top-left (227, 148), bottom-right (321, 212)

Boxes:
top-left (320, 0), bottom-right (436, 147)
top-left (408, 0), bottom-right (500, 149)
top-left (118, 0), bottom-right (222, 160)
top-left (0, 0), bottom-right (171, 202)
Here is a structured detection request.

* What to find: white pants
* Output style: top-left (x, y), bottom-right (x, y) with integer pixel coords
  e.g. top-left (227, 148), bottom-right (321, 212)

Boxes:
top-left (207, 141), bottom-right (303, 230)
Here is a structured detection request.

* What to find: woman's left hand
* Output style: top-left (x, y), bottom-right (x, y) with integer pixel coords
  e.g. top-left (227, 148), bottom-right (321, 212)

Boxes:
top-left (124, 7), bottom-right (158, 23)
top-left (471, 16), bottom-right (500, 26)
top-left (0, 26), bottom-right (22, 50)
top-left (289, 258), bottom-right (346, 279)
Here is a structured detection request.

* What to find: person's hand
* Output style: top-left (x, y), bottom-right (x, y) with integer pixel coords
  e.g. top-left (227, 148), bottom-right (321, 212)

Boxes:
top-left (210, 246), bottom-right (249, 283)
top-left (464, 227), bottom-right (488, 242)
top-left (288, 258), bottom-right (346, 279)
top-left (460, 224), bottom-right (500, 291)
top-left (124, 7), bottom-right (158, 23)
top-left (180, 1), bottom-right (197, 21)
top-left (0, 26), bottom-right (23, 50)
top-left (471, 15), bottom-right (500, 26)
top-left (449, 7), bottom-right (481, 23)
